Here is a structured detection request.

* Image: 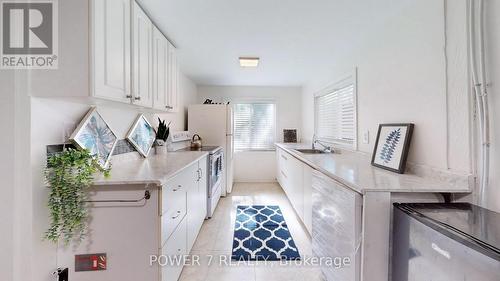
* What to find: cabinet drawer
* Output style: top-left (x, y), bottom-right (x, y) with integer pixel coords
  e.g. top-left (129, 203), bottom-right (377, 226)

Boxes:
top-left (162, 163), bottom-right (196, 215)
top-left (161, 217), bottom-right (187, 281)
top-left (161, 193), bottom-right (187, 244)
top-left (162, 181), bottom-right (187, 215)
top-left (278, 149), bottom-right (290, 172)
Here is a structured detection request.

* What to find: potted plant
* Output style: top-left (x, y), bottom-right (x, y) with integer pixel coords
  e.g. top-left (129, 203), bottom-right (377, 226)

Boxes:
top-left (155, 118), bottom-right (170, 155)
top-left (45, 148), bottom-right (110, 244)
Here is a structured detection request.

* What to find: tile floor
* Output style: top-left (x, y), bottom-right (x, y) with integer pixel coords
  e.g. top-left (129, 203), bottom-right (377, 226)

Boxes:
top-left (179, 182), bottom-right (323, 281)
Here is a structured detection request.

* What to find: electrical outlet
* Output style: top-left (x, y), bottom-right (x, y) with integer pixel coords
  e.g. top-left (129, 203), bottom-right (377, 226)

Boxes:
top-left (362, 130), bottom-right (369, 144)
top-left (62, 122), bottom-right (76, 142)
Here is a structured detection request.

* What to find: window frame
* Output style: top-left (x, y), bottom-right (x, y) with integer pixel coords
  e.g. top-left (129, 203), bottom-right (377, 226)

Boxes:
top-left (233, 99), bottom-right (277, 152)
top-left (314, 69), bottom-right (358, 150)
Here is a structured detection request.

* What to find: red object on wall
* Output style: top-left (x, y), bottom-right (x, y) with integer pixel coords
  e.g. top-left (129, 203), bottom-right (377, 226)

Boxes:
top-left (75, 253), bottom-right (107, 272)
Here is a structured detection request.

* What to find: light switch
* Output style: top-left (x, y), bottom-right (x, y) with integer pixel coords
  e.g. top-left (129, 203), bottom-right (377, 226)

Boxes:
top-left (362, 130), bottom-right (369, 144)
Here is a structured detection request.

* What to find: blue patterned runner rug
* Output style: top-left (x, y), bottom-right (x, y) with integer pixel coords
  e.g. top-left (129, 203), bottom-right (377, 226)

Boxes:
top-left (231, 205), bottom-right (300, 261)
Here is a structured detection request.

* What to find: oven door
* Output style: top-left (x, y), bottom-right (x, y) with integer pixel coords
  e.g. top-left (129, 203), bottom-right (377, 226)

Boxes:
top-left (209, 152), bottom-right (223, 195)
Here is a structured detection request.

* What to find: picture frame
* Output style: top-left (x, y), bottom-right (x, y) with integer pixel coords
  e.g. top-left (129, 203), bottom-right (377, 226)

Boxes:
top-left (371, 123), bottom-right (414, 174)
top-left (126, 114), bottom-right (156, 157)
top-left (69, 107), bottom-right (118, 168)
top-left (283, 129), bottom-right (298, 143)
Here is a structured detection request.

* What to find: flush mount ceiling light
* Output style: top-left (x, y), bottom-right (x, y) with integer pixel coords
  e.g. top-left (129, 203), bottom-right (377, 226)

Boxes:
top-left (239, 57), bottom-right (259, 67)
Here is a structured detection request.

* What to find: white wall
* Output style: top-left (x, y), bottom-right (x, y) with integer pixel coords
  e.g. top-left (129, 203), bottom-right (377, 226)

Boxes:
top-left (302, 0), bottom-right (472, 175)
top-left (0, 69), bottom-right (15, 281)
top-left (1, 73), bottom-right (33, 281)
top-left (198, 86), bottom-right (302, 182)
top-left (485, 0), bottom-right (500, 213)
top-left (22, 0), bottom-right (197, 281)
top-left (29, 72), bottom-right (196, 280)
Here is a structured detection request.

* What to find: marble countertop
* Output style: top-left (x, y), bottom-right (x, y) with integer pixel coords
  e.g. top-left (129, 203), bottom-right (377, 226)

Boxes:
top-left (92, 151), bottom-right (209, 187)
top-left (276, 143), bottom-right (472, 195)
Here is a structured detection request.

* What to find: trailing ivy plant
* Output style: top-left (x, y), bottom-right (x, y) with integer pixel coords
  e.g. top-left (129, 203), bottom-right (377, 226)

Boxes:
top-left (44, 148), bottom-right (110, 244)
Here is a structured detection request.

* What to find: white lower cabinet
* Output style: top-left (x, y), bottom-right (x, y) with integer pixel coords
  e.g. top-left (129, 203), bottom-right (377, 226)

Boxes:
top-left (288, 155), bottom-right (304, 221)
top-left (161, 216), bottom-right (187, 281)
top-left (303, 165), bottom-right (313, 234)
top-left (275, 147), bottom-right (311, 235)
top-left (161, 155), bottom-right (207, 281)
top-left (187, 157), bottom-right (208, 250)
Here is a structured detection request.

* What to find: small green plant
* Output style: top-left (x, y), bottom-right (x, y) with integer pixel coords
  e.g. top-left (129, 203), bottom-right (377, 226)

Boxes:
top-left (45, 148), bottom-right (110, 244)
top-left (156, 118), bottom-right (170, 144)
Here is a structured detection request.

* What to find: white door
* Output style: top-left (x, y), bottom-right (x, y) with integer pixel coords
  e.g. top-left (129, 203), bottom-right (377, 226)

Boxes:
top-left (132, 2), bottom-right (153, 108)
top-left (152, 26), bottom-right (168, 110)
top-left (166, 42), bottom-right (179, 112)
top-left (92, 0), bottom-right (131, 103)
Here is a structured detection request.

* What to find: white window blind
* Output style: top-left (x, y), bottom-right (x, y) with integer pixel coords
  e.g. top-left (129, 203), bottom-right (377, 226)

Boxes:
top-left (234, 103), bottom-right (276, 151)
top-left (315, 83), bottom-right (356, 147)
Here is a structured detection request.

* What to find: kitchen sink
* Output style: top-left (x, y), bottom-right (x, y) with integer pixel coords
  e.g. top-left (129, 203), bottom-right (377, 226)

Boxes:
top-left (294, 148), bottom-right (331, 154)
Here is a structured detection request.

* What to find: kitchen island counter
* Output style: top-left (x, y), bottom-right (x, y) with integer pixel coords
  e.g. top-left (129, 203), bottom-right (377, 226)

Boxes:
top-left (92, 151), bottom-right (209, 187)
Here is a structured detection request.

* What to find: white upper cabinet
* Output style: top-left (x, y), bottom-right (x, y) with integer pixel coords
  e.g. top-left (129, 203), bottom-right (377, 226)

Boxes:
top-left (53, 0), bottom-right (177, 110)
top-left (132, 2), bottom-right (154, 108)
top-left (166, 41), bottom-right (179, 112)
top-left (152, 26), bottom-right (180, 112)
top-left (152, 26), bottom-right (168, 110)
top-left (92, 0), bottom-right (132, 103)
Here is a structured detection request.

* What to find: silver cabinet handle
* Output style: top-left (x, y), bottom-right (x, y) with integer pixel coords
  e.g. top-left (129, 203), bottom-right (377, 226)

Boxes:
top-left (199, 168), bottom-right (203, 179)
top-left (134, 96), bottom-right (141, 101)
top-left (173, 185), bottom-right (182, 192)
top-left (281, 170), bottom-right (287, 178)
top-left (281, 154), bottom-right (288, 160)
top-left (165, 105), bottom-right (173, 109)
top-left (171, 210), bottom-right (181, 219)
top-left (125, 95), bottom-right (132, 98)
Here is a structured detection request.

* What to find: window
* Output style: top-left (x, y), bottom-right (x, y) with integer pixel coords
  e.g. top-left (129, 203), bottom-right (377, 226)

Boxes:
top-left (315, 72), bottom-right (357, 149)
top-left (234, 103), bottom-right (276, 151)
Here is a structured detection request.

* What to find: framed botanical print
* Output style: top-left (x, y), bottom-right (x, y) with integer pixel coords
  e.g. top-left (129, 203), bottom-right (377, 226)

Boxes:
top-left (69, 107), bottom-right (118, 168)
top-left (283, 129), bottom-right (298, 143)
top-left (126, 114), bottom-right (156, 157)
top-left (371, 123), bottom-right (414, 174)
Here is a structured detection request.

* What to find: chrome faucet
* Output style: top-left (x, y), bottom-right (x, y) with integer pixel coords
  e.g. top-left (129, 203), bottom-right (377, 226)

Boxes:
top-left (312, 134), bottom-right (333, 153)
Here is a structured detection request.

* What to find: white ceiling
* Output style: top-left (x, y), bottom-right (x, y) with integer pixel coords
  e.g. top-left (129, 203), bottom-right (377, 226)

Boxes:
top-left (137, 0), bottom-right (368, 86)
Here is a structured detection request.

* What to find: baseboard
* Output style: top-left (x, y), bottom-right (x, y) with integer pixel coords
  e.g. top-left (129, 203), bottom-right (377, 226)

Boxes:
top-left (234, 179), bottom-right (278, 183)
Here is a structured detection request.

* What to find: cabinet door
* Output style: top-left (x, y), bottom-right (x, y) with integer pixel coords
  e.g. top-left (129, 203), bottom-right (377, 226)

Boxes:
top-left (166, 42), bottom-right (179, 112)
top-left (276, 149), bottom-right (282, 184)
top-left (278, 149), bottom-right (291, 195)
top-left (152, 26), bottom-right (168, 110)
top-left (312, 170), bottom-right (362, 281)
top-left (132, 2), bottom-right (153, 108)
top-left (197, 157), bottom-right (208, 222)
top-left (92, 0), bottom-right (131, 103)
top-left (187, 158), bottom-right (207, 251)
top-left (288, 155), bottom-right (304, 220)
top-left (303, 165), bottom-right (313, 234)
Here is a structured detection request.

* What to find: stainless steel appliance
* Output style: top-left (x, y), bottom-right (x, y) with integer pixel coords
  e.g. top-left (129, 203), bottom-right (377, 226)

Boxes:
top-left (177, 146), bottom-right (223, 218)
top-left (392, 203), bottom-right (500, 281)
